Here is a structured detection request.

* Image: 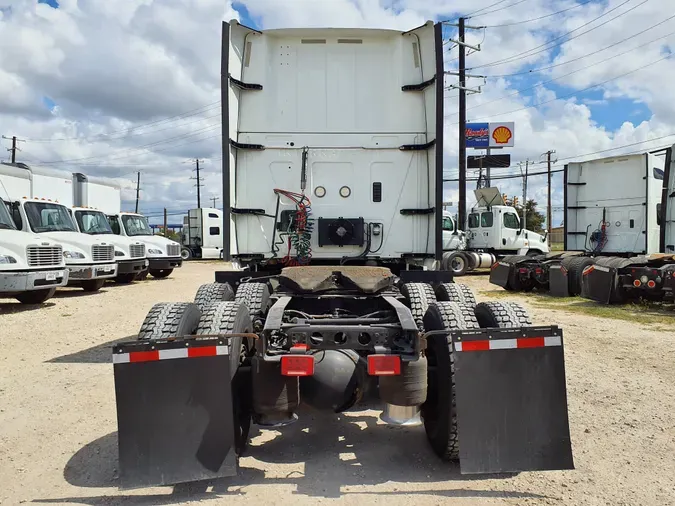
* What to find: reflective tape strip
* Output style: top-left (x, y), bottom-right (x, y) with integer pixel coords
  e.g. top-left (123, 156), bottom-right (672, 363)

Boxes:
top-left (112, 345), bottom-right (228, 364)
top-left (454, 336), bottom-right (561, 352)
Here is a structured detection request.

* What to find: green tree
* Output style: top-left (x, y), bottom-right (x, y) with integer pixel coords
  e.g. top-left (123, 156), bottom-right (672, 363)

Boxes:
top-left (502, 197), bottom-right (546, 233)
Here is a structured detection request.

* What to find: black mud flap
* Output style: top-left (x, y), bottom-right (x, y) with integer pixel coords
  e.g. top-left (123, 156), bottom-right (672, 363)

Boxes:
top-left (113, 338), bottom-right (237, 489)
top-left (489, 261), bottom-right (512, 289)
top-left (451, 327), bottom-right (574, 474)
top-left (580, 264), bottom-right (616, 304)
top-left (548, 264), bottom-right (570, 297)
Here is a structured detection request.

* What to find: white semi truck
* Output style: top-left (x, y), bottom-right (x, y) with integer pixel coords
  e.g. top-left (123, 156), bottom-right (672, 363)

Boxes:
top-left (441, 187), bottom-right (550, 275)
top-left (0, 163), bottom-right (117, 292)
top-left (0, 194), bottom-right (69, 304)
top-left (180, 207), bottom-right (224, 260)
top-left (72, 173), bottom-right (148, 283)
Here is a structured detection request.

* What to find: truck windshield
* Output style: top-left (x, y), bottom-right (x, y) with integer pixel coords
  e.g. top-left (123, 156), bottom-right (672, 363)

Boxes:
top-left (75, 210), bottom-right (113, 235)
top-left (0, 201), bottom-right (16, 230)
top-left (122, 215), bottom-right (152, 236)
top-left (25, 202), bottom-right (77, 233)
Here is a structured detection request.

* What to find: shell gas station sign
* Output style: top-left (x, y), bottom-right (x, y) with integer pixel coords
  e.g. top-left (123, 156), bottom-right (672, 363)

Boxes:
top-left (466, 122), bottom-right (515, 148)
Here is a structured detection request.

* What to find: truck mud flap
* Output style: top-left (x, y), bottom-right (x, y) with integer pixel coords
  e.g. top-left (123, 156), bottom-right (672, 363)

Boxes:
top-left (548, 264), bottom-right (569, 297)
top-left (451, 327), bottom-right (574, 474)
top-left (113, 338), bottom-right (237, 489)
top-left (580, 264), bottom-right (616, 304)
top-left (489, 261), bottom-right (512, 289)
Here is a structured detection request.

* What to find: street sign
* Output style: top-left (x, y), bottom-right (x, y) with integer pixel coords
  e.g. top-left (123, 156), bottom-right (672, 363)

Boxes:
top-left (466, 122), bottom-right (515, 148)
top-left (467, 154), bottom-right (511, 168)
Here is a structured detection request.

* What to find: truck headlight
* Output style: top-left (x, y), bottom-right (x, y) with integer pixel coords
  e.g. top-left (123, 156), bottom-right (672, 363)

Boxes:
top-left (115, 251), bottom-right (125, 257)
top-left (148, 248), bottom-right (163, 255)
top-left (0, 255), bottom-right (17, 264)
top-left (63, 251), bottom-right (85, 259)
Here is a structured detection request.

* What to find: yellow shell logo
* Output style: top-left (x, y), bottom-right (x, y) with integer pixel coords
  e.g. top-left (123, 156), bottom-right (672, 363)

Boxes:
top-left (492, 126), bottom-right (512, 144)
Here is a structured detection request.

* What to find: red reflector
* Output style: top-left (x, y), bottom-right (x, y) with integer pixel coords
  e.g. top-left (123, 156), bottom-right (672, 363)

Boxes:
top-left (583, 266), bottom-right (595, 276)
top-left (129, 350), bottom-right (159, 363)
top-left (633, 279), bottom-right (641, 287)
top-left (462, 340), bottom-right (490, 352)
top-left (517, 337), bottom-right (545, 349)
top-left (281, 355), bottom-right (314, 376)
top-left (187, 346), bottom-right (217, 358)
top-left (367, 355), bottom-right (401, 376)
top-left (560, 265), bottom-right (568, 275)
top-left (647, 280), bottom-right (656, 288)
top-left (535, 268), bottom-right (543, 274)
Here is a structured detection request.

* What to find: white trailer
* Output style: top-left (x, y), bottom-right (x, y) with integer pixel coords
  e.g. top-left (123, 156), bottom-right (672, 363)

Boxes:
top-left (0, 195), bottom-right (68, 304)
top-left (180, 208), bottom-right (223, 260)
top-left (69, 172), bottom-right (182, 279)
top-left (0, 163), bottom-right (117, 292)
top-left (72, 174), bottom-right (148, 282)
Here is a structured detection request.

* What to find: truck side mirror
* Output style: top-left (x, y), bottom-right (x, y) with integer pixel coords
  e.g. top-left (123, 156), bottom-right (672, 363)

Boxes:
top-left (516, 229), bottom-right (522, 236)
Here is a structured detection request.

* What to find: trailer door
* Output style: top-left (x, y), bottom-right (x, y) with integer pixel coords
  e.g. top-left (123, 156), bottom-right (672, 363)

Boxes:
top-left (664, 148), bottom-right (675, 253)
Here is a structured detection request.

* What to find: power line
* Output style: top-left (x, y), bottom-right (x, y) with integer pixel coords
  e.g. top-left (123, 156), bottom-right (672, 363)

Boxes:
top-left (483, 1), bottom-right (593, 27)
top-left (466, 0), bottom-right (513, 18)
top-left (468, 0), bottom-right (532, 19)
top-left (468, 0), bottom-right (641, 70)
top-left (483, 13), bottom-right (675, 78)
top-left (446, 26), bottom-right (675, 117)
top-left (447, 52), bottom-right (672, 122)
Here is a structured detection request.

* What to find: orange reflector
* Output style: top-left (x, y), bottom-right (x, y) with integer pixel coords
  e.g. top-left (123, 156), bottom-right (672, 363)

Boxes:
top-left (647, 280), bottom-right (656, 288)
top-left (367, 355), bottom-right (401, 376)
top-left (634, 279), bottom-right (641, 287)
top-left (281, 355), bottom-right (314, 376)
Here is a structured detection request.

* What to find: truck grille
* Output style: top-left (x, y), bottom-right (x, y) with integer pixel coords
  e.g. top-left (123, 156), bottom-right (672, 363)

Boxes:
top-left (26, 246), bottom-right (62, 267)
top-left (167, 244), bottom-right (180, 257)
top-left (129, 244), bottom-right (145, 258)
top-left (92, 244), bottom-right (114, 262)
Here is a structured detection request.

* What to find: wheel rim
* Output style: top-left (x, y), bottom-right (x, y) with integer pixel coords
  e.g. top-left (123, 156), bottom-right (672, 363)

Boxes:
top-left (450, 257), bottom-right (465, 273)
top-left (181, 249), bottom-right (190, 260)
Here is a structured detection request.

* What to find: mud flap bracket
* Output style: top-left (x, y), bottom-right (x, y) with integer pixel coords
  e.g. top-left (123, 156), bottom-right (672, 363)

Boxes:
top-left (450, 326), bottom-right (574, 474)
top-left (113, 338), bottom-right (237, 489)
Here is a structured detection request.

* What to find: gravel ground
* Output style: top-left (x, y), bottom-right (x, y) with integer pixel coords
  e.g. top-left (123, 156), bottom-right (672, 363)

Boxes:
top-left (1, 262), bottom-right (674, 505)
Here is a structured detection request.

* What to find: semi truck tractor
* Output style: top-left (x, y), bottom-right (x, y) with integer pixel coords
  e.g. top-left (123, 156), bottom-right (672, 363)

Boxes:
top-left (0, 163), bottom-right (117, 292)
top-left (111, 20), bottom-right (573, 489)
top-left (180, 207), bottom-right (224, 260)
top-left (0, 193), bottom-right (69, 304)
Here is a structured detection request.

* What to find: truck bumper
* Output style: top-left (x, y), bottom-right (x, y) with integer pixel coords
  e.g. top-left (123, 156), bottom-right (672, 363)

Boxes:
top-left (0, 268), bottom-right (69, 293)
top-left (117, 259), bottom-right (149, 275)
top-left (148, 257), bottom-right (183, 270)
top-left (67, 263), bottom-right (118, 283)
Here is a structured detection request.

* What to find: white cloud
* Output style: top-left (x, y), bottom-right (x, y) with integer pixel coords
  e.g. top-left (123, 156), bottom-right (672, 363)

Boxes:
top-left (0, 0), bottom-right (674, 231)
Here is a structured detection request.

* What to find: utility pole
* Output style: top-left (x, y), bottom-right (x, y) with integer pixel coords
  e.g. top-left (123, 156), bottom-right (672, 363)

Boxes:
top-left (163, 208), bottom-right (168, 238)
top-left (2, 135), bottom-right (26, 163)
top-left (134, 172), bottom-right (141, 213)
top-left (543, 150), bottom-right (557, 235)
top-left (191, 159), bottom-right (204, 209)
top-left (519, 160), bottom-right (530, 230)
top-left (210, 196), bottom-right (219, 208)
top-left (444, 19), bottom-right (484, 229)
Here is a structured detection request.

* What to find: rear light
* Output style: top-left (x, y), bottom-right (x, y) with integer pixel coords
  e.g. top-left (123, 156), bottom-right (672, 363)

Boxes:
top-left (640, 275), bottom-right (649, 284)
top-left (367, 354), bottom-right (401, 376)
top-left (519, 268), bottom-right (528, 274)
top-left (535, 268), bottom-right (543, 274)
top-left (647, 280), bottom-right (656, 289)
top-left (281, 355), bottom-right (314, 376)
top-left (633, 279), bottom-right (641, 287)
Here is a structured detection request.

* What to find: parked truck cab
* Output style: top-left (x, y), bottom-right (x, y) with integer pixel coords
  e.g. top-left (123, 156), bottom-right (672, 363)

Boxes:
top-left (467, 205), bottom-right (549, 255)
top-left (0, 198), bottom-right (69, 304)
top-left (72, 207), bottom-right (148, 283)
top-left (108, 212), bottom-right (182, 279)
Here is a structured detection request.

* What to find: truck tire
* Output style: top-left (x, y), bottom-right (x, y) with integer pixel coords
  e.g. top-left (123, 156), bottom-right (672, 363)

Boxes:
top-left (252, 357), bottom-right (300, 424)
top-left (115, 273), bottom-right (137, 284)
top-left (421, 301), bottom-right (479, 461)
top-left (474, 301), bottom-right (532, 328)
top-left (136, 269), bottom-right (149, 281)
top-left (379, 356), bottom-right (428, 406)
top-left (562, 256), bottom-right (594, 296)
top-left (400, 283), bottom-right (437, 330)
top-left (435, 283), bottom-right (476, 307)
top-left (81, 279), bottom-right (105, 292)
top-left (15, 287), bottom-right (56, 305)
top-left (234, 282), bottom-right (271, 318)
top-left (195, 301), bottom-right (252, 377)
top-left (149, 268), bottom-right (173, 279)
top-left (181, 247), bottom-right (192, 260)
top-left (137, 302), bottom-right (201, 341)
top-left (194, 282), bottom-right (235, 312)
top-left (445, 252), bottom-right (468, 276)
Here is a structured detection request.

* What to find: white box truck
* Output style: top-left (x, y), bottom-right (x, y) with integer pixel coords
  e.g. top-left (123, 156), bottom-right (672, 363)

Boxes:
top-left (72, 173), bottom-right (148, 283)
top-left (180, 207), bottom-right (224, 260)
top-left (0, 163), bottom-right (117, 292)
top-left (0, 193), bottom-right (69, 304)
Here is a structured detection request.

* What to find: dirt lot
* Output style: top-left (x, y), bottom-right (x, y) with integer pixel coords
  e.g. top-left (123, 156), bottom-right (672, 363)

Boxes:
top-left (1, 262), bottom-right (674, 505)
